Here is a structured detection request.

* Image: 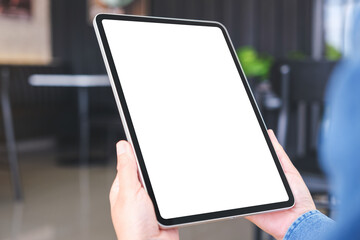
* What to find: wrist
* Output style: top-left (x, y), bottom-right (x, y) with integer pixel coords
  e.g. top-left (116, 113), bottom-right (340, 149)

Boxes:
top-left (275, 207), bottom-right (317, 240)
top-left (282, 210), bottom-right (334, 240)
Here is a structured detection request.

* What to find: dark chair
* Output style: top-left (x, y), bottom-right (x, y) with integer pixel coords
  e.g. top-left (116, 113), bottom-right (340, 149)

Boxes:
top-left (271, 60), bottom-right (338, 215)
top-left (271, 60), bottom-right (337, 174)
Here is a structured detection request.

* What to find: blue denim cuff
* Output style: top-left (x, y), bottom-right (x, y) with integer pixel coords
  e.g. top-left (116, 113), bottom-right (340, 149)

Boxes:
top-left (283, 210), bottom-right (335, 240)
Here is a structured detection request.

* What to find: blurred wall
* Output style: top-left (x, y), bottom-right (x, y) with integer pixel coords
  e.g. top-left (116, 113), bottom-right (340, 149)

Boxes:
top-left (0, 0), bottom-right (317, 144)
top-left (152, 0), bottom-right (314, 57)
top-left (50, 0), bottom-right (315, 74)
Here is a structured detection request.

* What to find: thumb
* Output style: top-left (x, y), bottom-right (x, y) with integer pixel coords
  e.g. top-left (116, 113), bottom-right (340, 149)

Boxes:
top-left (267, 129), bottom-right (298, 175)
top-left (109, 141), bottom-right (141, 206)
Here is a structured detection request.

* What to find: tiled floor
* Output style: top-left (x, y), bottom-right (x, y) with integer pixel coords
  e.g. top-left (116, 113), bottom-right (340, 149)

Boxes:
top-left (0, 148), bottom-right (254, 240)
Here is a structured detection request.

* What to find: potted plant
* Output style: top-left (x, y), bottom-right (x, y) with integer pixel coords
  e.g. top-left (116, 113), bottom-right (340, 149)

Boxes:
top-left (236, 46), bottom-right (280, 111)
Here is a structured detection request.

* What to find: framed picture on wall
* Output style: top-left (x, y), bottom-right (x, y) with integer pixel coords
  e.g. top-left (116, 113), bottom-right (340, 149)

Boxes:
top-left (0, 0), bottom-right (52, 64)
top-left (88, 0), bottom-right (150, 23)
top-left (0, 0), bottom-right (32, 19)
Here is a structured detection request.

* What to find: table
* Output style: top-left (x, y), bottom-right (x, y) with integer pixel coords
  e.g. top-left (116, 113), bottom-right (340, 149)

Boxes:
top-left (29, 74), bottom-right (111, 165)
top-left (29, 74), bottom-right (111, 236)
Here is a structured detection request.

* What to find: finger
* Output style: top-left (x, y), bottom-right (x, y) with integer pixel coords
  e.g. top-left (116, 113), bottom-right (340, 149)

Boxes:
top-left (267, 130), bottom-right (297, 173)
top-left (109, 175), bottom-right (119, 207)
top-left (116, 141), bottom-right (141, 195)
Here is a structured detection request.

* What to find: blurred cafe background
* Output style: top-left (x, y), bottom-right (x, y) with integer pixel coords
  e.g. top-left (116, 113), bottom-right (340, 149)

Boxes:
top-left (0, 0), bottom-right (354, 239)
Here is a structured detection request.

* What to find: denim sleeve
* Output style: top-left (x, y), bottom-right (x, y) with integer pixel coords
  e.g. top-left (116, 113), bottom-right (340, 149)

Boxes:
top-left (283, 210), bottom-right (335, 240)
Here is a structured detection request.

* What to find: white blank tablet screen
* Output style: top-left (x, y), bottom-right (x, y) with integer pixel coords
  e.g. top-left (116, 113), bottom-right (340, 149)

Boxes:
top-left (102, 19), bottom-right (289, 219)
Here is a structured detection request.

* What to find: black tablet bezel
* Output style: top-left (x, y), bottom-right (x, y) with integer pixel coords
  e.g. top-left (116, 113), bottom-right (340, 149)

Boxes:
top-left (94, 14), bottom-right (294, 227)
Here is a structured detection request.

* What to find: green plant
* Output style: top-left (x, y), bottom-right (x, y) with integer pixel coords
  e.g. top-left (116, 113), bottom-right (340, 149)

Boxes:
top-left (325, 43), bottom-right (342, 60)
top-left (287, 44), bottom-right (342, 61)
top-left (236, 46), bottom-right (273, 81)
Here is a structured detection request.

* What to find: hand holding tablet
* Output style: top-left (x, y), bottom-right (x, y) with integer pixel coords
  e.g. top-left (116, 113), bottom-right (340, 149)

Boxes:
top-left (109, 141), bottom-right (179, 240)
top-left (246, 130), bottom-right (316, 239)
top-left (94, 14), bottom-right (295, 227)
top-left (110, 130), bottom-right (315, 239)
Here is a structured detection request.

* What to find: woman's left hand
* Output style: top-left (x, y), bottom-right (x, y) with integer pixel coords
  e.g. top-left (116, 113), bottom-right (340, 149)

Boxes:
top-left (110, 141), bottom-right (179, 240)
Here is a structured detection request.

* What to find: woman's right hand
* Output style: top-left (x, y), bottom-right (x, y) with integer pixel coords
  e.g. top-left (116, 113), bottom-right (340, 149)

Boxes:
top-left (246, 130), bottom-right (316, 240)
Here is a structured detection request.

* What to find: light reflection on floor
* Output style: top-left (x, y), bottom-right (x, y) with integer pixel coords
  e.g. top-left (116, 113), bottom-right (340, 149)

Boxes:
top-left (0, 150), bottom-right (253, 240)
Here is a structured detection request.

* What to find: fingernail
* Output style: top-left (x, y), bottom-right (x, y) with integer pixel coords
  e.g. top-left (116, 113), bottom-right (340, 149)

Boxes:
top-left (117, 141), bottom-right (127, 155)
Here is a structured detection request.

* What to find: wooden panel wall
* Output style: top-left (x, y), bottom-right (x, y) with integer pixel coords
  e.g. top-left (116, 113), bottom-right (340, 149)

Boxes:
top-left (51, 0), bottom-right (106, 74)
top-left (152, 0), bottom-right (314, 58)
top-left (51, 0), bottom-right (314, 74)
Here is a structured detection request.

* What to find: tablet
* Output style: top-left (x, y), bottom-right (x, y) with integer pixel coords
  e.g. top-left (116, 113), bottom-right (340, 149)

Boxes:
top-left (93, 14), bottom-right (294, 227)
